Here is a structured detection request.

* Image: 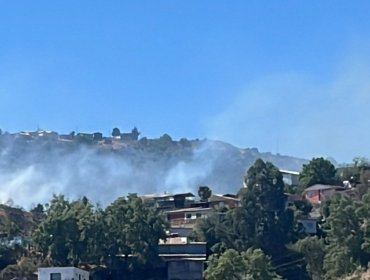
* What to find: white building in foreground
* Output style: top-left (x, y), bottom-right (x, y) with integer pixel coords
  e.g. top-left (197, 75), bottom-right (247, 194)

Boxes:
top-left (38, 267), bottom-right (89, 280)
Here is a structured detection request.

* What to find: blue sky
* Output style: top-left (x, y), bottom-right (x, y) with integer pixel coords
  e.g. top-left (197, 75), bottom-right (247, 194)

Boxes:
top-left (1, 1), bottom-right (370, 162)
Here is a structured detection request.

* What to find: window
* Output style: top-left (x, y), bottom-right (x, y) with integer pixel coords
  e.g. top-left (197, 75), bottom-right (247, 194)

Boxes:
top-left (186, 213), bottom-right (192, 219)
top-left (50, 273), bottom-right (61, 280)
top-left (196, 213), bottom-right (202, 218)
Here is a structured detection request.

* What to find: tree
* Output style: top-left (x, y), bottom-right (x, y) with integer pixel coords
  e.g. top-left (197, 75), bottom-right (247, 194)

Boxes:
top-left (204, 249), bottom-right (245, 280)
top-left (193, 159), bottom-right (296, 259)
top-left (99, 194), bottom-right (168, 277)
top-left (204, 248), bottom-right (281, 280)
top-left (321, 194), bottom-right (364, 279)
top-left (32, 195), bottom-right (97, 266)
top-left (32, 194), bottom-right (168, 277)
top-left (298, 158), bottom-right (337, 192)
top-left (112, 127), bottom-right (121, 137)
top-left (239, 159), bottom-right (295, 256)
top-left (293, 236), bottom-right (326, 280)
top-left (131, 127), bottom-right (140, 140)
top-left (198, 186), bottom-right (212, 202)
top-left (30, 203), bottom-right (45, 225)
top-left (0, 256), bottom-right (39, 280)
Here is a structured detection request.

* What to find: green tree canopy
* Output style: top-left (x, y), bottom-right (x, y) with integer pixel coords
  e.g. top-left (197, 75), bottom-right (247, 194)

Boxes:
top-left (198, 186), bottom-right (212, 202)
top-left (102, 194), bottom-right (167, 269)
top-left (204, 248), bottom-right (281, 280)
top-left (111, 127), bottom-right (121, 137)
top-left (32, 195), bottom-right (97, 266)
top-left (298, 157), bottom-right (337, 192)
top-left (239, 159), bottom-right (295, 256)
top-left (32, 193), bottom-right (168, 274)
top-left (194, 159), bottom-right (296, 258)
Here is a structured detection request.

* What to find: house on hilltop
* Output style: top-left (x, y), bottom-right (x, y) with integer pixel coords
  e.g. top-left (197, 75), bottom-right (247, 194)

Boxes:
top-left (141, 193), bottom-right (195, 210)
top-left (15, 130), bottom-right (58, 141)
top-left (120, 127), bottom-right (140, 142)
top-left (303, 184), bottom-right (359, 204)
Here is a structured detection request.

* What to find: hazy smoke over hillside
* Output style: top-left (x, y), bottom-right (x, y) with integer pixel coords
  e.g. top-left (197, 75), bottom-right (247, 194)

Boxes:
top-left (0, 136), bottom-right (306, 209)
top-left (0, 139), bottom-right (231, 208)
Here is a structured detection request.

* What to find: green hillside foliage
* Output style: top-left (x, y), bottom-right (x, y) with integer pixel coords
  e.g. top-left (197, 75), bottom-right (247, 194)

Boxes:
top-left (1, 157), bottom-right (370, 279)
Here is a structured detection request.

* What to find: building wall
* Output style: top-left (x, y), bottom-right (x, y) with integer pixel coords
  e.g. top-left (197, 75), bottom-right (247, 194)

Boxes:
top-left (184, 210), bottom-right (211, 220)
top-left (169, 227), bottom-right (193, 237)
top-left (38, 267), bottom-right (89, 280)
top-left (159, 243), bottom-right (206, 255)
top-left (300, 219), bottom-right (317, 234)
top-left (168, 261), bottom-right (203, 280)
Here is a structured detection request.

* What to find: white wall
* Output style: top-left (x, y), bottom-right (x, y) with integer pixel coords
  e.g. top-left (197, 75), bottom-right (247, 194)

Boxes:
top-left (38, 267), bottom-right (89, 280)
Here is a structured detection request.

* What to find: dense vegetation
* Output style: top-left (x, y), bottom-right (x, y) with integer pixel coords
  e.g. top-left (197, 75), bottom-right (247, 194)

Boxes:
top-left (193, 157), bottom-right (370, 280)
top-left (0, 154), bottom-right (369, 279)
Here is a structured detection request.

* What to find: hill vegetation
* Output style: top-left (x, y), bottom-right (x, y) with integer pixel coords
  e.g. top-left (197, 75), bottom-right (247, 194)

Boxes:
top-left (0, 157), bottom-right (368, 279)
top-left (0, 128), bottom-right (307, 207)
top-left (2, 128), bottom-right (369, 279)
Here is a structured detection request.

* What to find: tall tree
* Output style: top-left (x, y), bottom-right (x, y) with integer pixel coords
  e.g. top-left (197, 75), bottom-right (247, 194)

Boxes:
top-left (32, 195), bottom-right (97, 266)
top-left (111, 127), bottom-right (121, 137)
top-left (239, 159), bottom-right (295, 256)
top-left (198, 186), bottom-right (212, 202)
top-left (298, 157), bottom-right (337, 192)
top-left (322, 194), bottom-right (364, 279)
top-left (101, 194), bottom-right (168, 276)
top-left (194, 159), bottom-right (296, 258)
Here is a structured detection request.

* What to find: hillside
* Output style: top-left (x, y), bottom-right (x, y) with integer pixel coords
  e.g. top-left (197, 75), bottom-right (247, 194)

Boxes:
top-left (0, 204), bottom-right (35, 237)
top-left (0, 130), bottom-right (308, 207)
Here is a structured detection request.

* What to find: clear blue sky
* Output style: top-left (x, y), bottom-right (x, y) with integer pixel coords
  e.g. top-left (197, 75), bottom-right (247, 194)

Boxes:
top-left (1, 1), bottom-right (370, 162)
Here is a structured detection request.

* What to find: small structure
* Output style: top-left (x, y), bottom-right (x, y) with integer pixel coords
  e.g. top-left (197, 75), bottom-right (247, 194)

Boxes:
top-left (208, 194), bottom-right (240, 209)
top-left (120, 127), bottom-right (140, 142)
top-left (303, 184), bottom-right (345, 204)
top-left (159, 237), bottom-right (206, 280)
top-left (299, 218), bottom-right (318, 234)
top-left (76, 133), bottom-right (94, 141)
top-left (166, 207), bottom-right (212, 226)
top-left (38, 267), bottom-right (89, 280)
top-left (142, 193), bottom-right (195, 210)
top-left (280, 169), bottom-right (300, 186)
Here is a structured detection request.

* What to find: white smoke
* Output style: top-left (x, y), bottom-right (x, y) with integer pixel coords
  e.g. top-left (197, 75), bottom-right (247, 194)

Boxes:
top-left (164, 141), bottom-right (221, 192)
top-left (0, 139), bottom-right (224, 209)
top-left (205, 47), bottom-right (370, 163)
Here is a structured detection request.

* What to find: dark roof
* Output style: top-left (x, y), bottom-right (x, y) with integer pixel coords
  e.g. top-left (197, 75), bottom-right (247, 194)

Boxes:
top-left (173, 192), bottom-right (195, 198)
top-left (304, 184), bottom-right (344, 192)
top-left (142, 192), bottom-right (195, 200)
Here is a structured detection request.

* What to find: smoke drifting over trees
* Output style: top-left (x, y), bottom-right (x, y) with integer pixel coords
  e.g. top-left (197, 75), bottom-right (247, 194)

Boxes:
top-left (0, 133), bottom-right (307, 208)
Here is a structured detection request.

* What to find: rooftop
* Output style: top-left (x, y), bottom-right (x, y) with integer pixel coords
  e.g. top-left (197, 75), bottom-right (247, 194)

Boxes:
top-left (304, 184), bottom-right (344, 192)
top-left (166, 207), bottom-right (212, 214)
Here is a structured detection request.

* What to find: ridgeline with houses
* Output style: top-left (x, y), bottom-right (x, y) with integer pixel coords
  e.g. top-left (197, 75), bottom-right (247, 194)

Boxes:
top-left (0, 127), bottom-right (308, 204)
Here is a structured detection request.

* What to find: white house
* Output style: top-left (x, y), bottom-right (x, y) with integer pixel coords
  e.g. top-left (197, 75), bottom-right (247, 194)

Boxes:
top-left (38, 267), bottom-right (89, 280)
